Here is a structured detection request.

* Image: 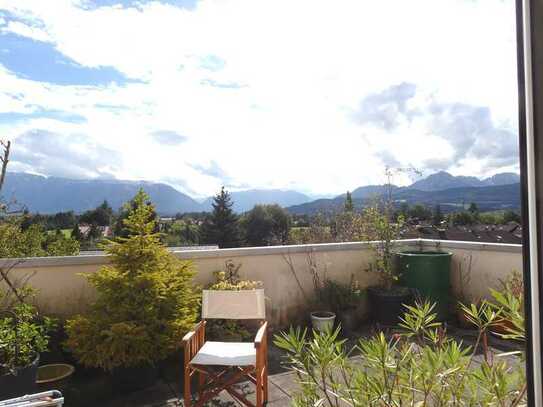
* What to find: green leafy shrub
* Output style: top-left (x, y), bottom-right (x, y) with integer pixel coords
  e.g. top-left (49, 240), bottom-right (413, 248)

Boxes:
top-left (319, 276), bottom-right (365, 313)
top-left (65, 190), bottom-right (199, 371)
top-left (363, 199), bottom-right (405, 291)
top-left (44, 231), bottom-right (80, 256)
top-left (206, 260), bottom-right (262, 342)
top-left (0, 301), bottom-right (55, 375)
top-left (276, 300), bottom-right (526, 406)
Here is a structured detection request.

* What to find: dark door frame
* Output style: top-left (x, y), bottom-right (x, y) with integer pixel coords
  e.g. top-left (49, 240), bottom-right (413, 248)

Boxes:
top-left (517, 0), bottom-right (542, 405)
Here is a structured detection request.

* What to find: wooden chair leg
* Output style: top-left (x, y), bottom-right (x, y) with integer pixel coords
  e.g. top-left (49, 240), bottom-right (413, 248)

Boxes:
top-left (184, 365), bottom-right (192, 407)
top-left (256, 370), bottom-right (262, 407)
top-left (263, 365), bottom-right (268, 403)
top-left (198, 371), bottom-right (205, 398)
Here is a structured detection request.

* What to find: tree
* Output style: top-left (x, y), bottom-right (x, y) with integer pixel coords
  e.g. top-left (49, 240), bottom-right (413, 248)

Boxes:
top-left (44, 231), bottom-right (80, 256)
top-left (241, 204), bottom-right (291, 247)
top-left (468, 202), bottom-right (479, 214)
top-left (114, 193), bottom-right (158, 238)
top-left (65, 190), bottom-right (199, 371)
top-left (433, 204), bottom-right (443, 226)
top-left (71, 223), bottom-right (83, 241)
top-left (408, 204), bottom-right (432, 221)
top-left (451, 211), bottom-right (476, 226)
top-left (201, 187), bottom-right (240, 248)
top-left (80, 200), bottom-right (113, 227)
top-left (396, 202), bottom-right (409, 221)
top-left (503, 210), bottom-right (521, 224)
top-left (344, 191), bottom-right (354, 212)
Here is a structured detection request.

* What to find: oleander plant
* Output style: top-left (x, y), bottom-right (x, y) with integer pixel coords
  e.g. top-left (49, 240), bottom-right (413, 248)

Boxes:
top-left (275, 291), bottom-right (526, 406)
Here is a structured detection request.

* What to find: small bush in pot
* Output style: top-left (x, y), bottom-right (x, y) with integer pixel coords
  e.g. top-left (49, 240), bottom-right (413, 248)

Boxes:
top-left (0, 302), bottom-right (55, 399)
top-left (283, 250), bottom-right (342, 332)
top-left (320, 276), bottom-right (365, 335)
top-left (489, 270), bottom-right (524, 337)
top-left (364, 200), bottom-right (410, 325)
top-left (65, 190), bottom-right (199, 391)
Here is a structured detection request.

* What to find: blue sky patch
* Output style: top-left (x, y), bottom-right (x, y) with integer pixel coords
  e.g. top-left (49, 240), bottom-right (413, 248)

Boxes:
top-left (200, 55), bottom-right (225, 71)
top-left (0, 108), bottom-right (87, 124)
top-left (79, 0), bottom-right (198, 10)
top-left (0, 33), bottom-right (138, 86)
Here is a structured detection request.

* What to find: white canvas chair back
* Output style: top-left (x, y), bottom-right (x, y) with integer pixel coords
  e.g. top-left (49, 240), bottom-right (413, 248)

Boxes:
top-left (202, 289), bottom-right (265, 320)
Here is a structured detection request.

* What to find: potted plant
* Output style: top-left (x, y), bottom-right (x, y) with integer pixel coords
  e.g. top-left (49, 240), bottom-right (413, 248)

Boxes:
top-left (321, 276), bottom-right (366, 335)
top-left (205, 260), bottom-right (263, 342)
top-left (282, 250), bottom-right (336, 332)
top-left (0, 303), bottom-right (55, 399)
top-left (65, 190), bottom-right (199, 392)
top-left (455, 253), bottom-right (478, 328)
top-left (364, 199), bottom-right (411, 325)
top-left (490, 270), bottom-right (524, 337)
top-left (306, 251), bottom-right (337, 332)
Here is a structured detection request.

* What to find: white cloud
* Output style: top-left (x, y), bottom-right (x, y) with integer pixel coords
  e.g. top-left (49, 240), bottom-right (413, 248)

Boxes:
top-left (0, 0), bottom-right (519, 197)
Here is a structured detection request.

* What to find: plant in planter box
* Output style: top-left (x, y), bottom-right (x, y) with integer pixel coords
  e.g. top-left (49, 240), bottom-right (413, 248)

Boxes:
top-left (205, 260), bottom-right (262, 342)
top-left (65, 190), bottom-right (199, 390)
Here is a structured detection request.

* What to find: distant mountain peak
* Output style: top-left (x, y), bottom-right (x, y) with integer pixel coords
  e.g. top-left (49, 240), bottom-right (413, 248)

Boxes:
top-left (408, 171), bottom-right (519, 192)
top-left (3, 172), bottom-right (202, 215)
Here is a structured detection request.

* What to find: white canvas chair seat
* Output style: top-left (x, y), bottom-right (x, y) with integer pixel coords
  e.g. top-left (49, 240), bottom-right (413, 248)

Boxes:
top-left (190, 341), bottom-right (256, 366)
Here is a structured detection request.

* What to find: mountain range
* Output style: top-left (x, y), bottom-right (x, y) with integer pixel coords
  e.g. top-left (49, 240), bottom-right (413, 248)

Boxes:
top-left (1, 171), bottom-right (521, 215)
top-left (289, 171), bottom-right (520, 215)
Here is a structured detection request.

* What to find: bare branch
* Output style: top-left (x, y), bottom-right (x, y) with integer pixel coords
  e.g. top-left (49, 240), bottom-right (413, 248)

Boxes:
top-left (0, 140), bottom-right (10, 194)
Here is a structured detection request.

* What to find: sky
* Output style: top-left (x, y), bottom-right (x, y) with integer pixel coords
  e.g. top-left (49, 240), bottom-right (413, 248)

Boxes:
top-left (0, 0), bottom-right (519, 198)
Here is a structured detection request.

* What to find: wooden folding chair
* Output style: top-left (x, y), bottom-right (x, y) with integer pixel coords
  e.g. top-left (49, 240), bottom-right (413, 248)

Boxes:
top-left (183, 289), bottom-right (268, 406)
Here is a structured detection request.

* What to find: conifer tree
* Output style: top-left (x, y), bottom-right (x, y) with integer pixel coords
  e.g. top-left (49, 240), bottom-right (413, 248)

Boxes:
top-left (71, 223), bottom-right (83, 241)
top-left (433, 204), bottom-right (443, 226)
top-left (344, 191), bottom-right (354, 212)
top-left (202, 186), bottom-right (240, 248)
top-left (65, 189), bottom-right (199, 371)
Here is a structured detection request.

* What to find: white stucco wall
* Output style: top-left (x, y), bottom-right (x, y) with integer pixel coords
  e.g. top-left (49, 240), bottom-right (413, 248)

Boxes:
top-left (0, 239), bottom-right (522, 326)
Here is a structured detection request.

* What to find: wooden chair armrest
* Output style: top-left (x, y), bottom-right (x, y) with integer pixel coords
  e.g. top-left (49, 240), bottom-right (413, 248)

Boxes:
top-left (254, 321), bottom-right (268, 347)
top-left (183, 320), bottom-right (206, 365)
top-left (183, 320), bottom-right (204, 342)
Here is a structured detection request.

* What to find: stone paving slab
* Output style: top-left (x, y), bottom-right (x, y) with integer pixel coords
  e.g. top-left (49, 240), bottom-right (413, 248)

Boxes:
top-left (103, 371), bottom-right (297, 406)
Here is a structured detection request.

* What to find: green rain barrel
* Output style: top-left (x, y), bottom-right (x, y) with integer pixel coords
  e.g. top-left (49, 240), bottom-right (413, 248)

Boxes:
top-left (397, 251), bottom-right (452, 321)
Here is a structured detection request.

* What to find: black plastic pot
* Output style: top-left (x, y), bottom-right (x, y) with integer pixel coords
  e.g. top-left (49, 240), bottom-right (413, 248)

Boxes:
top-left (368, 286), bottom-right (413, 326)
top-left (337, 307), bottom-right (359, 336)
top-left (110, 364), bottom-right (158, 393)
top-left (0, 353), bottom-right (40, 400)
